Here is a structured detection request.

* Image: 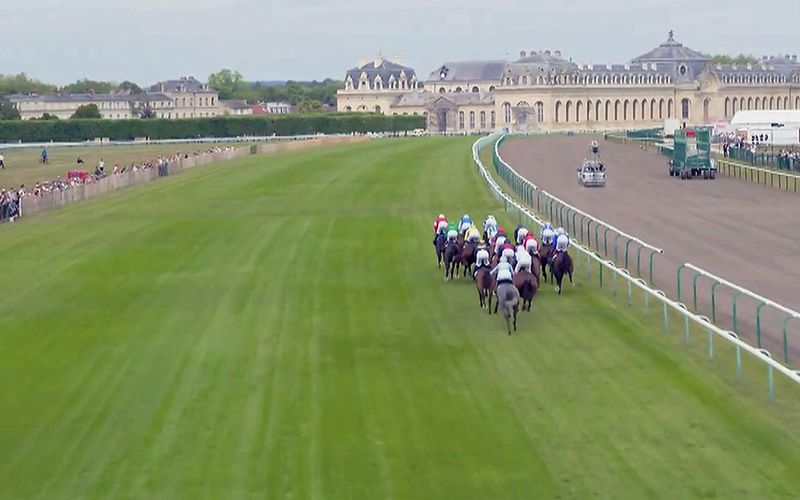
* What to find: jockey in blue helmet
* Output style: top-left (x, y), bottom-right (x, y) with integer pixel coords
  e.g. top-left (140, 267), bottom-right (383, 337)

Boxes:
top-left (459, 214), bottom-right (473, 234)
top-left (484, 215), bottom-right (498, 241)
top-left (540, 222), bottom-right (554, 241)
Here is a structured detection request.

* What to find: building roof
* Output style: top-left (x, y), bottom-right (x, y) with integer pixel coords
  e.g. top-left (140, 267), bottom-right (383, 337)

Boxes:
top-left (346, 57), bottom-right (416, 84)
top-left (222, 99), bottom-right (250, 110)
top-left (631, 31), bottom-right (710, 63)
top-left (148, 76), bottom-right (213, 93)
top-left (730, 110), bottom-right (800, 127)
top-left (8, 93), bottom-right (171, 103)
top-left (429, 61), bottom-right (507, 82)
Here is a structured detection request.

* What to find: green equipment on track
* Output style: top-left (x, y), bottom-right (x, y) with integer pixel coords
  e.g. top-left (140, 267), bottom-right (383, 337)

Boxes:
top-left (669, 127), bottom-right (717, 180)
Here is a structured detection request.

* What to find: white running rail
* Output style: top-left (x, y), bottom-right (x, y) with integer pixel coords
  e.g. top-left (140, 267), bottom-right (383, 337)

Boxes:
top-left (472, 134), bottom-right (800, 396)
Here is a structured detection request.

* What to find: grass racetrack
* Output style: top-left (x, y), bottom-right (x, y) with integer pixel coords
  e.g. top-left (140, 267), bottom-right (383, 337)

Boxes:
top-left (1, 137), bottom-right (800, 498)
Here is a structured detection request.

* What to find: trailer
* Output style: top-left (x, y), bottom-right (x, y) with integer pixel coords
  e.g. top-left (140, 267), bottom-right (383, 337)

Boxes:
top-left (669, 127), bottom-right (716, 180)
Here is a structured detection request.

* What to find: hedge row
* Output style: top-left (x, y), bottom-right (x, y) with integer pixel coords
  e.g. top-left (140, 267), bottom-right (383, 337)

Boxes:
top-left (0, 113), bottom-right (426, 142)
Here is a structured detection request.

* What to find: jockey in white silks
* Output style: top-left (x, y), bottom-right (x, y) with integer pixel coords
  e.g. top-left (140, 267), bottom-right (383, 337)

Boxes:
top-left (525, 237), bottom-right (539, 256)
top-left (515, 226), bottom-right (529, 245)
top-left (490, 256), bottom-right (514, 285)
top-left (541, 228), bottom-right (556, 248)
top-left (447, 229), bottom-right (459, 242)
top-left (494, 232), bottom-right (508, 256)
top-left (501, 246), bottom-right (515, 263)
top-left (474, 246), bottom-right (491, 278)
top-left (515, 245), bottom-right (533, 274)
top-left (540, 222), bottom-right (554, 241)
top-left (484, 215), bottom-right (498, 241)
top-left (555, 232), bottom-right (570, 253)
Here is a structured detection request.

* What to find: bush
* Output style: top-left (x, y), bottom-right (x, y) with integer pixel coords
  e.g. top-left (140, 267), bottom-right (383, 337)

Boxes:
top-left (0, 113), bottom-right (426, 143)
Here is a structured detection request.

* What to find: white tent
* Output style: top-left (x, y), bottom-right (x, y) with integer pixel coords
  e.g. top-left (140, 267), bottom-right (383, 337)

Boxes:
top-left (730, 110), bottom-right (800, 127)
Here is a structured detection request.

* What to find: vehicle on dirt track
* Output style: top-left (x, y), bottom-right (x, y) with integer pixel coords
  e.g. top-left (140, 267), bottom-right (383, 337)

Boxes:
top-left (669, 127), bottom-right (717, 180)
top-left (577, 141), bottom-right (606, 187)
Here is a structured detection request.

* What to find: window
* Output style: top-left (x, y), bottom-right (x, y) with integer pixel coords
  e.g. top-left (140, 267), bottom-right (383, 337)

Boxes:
top-left (480, 111), bottom-right (486, 128)
top-left (439, 87), bottom-right (446, 93)
top-left (535, 102), bottom-right (544, 123)
top-left (458, 111), bottom-right (465, 130)
top-left (555, 101), bottom-right (562, 123)
top-left (374, 105), bottom-right (381, 113)
top-left (472, 86), bottom-right (480, 93)
top-left (211, 97), bottom-right (215, 106)
top-left (503, 102), bottom-right (511, 124)
top-left (469, 111), bottom-right (475, 129)
top-left (681, 98), bottom-right (690, 119)
top-left (490, 111), bottom-right (496, 128)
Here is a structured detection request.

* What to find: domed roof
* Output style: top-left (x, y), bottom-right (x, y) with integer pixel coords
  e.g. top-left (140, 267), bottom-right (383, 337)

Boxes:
top-left (345, 56), bottom-right (416, 83)
top-left (632, 31), bottom-right (710, 63)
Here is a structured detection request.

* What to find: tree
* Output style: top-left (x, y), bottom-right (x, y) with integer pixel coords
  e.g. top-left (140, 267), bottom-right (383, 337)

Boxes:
top-left (0, 98), bottom-right (20, 120)
top-left (708, 53), bottom-right (759, 66)
top-left (61, 79), bottom-right (118, 94)
top-left (0, 73), bottom-right (56, 96)
top-left (31, 113), bottom-right (59, 121)
top-left (119, 80), bottom-right (144, 94)
top-left (70, 104), bottom-right (101, 119)
top-left (208, 69), bottom-right (245, 100)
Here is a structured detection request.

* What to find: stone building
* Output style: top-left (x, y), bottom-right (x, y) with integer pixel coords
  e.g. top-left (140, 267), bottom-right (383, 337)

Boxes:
top-left (337, 32), bottom-right (800, 133)
top-left (10, 76), bottom-right (222, 120)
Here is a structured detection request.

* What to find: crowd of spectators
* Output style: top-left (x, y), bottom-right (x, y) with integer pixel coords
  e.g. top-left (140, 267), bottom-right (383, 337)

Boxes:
top-left (717, 132), bottom-right (800, 170)
top-left (0, 146), bottom-right (237, 223)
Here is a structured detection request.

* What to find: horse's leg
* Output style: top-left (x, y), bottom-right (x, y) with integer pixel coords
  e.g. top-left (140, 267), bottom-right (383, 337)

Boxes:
top-left (493, 295), bottom-right (499, 315)
top-left (506, 315), bottom-right (512, 335)
top-left (487, 292), bottom-right (492, 315)
top-left (477, 288), bottom-right (484, 308)
top-left (513, 305), bottom-right (518, 331)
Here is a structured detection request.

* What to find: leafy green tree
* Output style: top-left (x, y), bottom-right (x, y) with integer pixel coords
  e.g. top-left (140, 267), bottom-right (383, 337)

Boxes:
top-left (70, 104), bottom-right (102, 119)
top-left (708, 54), bottom-right (759, 65)
top-left (61, 79), bottom-right (118, 94)
top-left (32, 113), bottom-right (59, 121)
top-left (119, 81), bottom-right (144, 94)
top-left (0, 73), bottom-right (56, 96)
top-left (208, 69), bottom-right (245, 100)
top-left (0, 98), bottom-right (20, 120)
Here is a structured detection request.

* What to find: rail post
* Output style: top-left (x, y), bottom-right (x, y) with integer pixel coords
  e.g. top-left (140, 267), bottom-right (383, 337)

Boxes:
top-left (692, 271), bottom-right (702, 311)
top-left (624, 239), bottom-right (634, 269)
top-left (760, 349), bottom-right (775, 401)
top-left (648, 250), bottom-right (658, 286)
top-left (732, 289), bottom-right (744, 334)
top-left (571, 211), bottom-right (578, 237)
top-left (728, 332), bottom-right (742, 380)
top-left (613, 233), bottom-right (622, 263)
top-left (603, 228), bottom-right (611, 256)
top-left (711, 281), bottom-right (722, 323)
top-left (657, 291), bottom-right (669, 333)
top-left (636, 245), bottom-right (644, 279)
top-left (782, 316), bottom-right (794, 365)
top-left (676, 263), bottom-right (688, 302)
top-left (637, 279), bottom-right (649, 314)
top-left (755, 302), bottom-right (768, 348)
top-left (677, 303), bottom-right (690, 345)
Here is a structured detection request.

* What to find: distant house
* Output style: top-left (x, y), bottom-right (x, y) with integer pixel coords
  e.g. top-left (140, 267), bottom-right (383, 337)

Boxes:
top-left (222, 100), bottom-right (253, 115)
top-left (10, 76), bottom-right (223, 120)
top-left (253, 102), bottom-right (293, 115)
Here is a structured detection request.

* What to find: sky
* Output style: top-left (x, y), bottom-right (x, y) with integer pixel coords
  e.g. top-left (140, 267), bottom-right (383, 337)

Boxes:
top-left (1, 0), bottom-right (798, 86)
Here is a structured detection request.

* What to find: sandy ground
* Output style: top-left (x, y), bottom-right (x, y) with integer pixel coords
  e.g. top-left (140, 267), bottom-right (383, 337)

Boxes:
top-left (500, 134), bottom-right (800, 363)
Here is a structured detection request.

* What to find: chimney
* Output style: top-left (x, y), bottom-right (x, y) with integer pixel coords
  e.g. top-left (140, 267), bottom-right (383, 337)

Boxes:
top-left (793, 55), bottom-right (798, 62)
top-left (545, 50), bottom-right (551, 56)
top-left (373, 55), bottom-right (383, 67)
top-left (554, 50), bottom-right (562, 59)
top-left (520, 50), bottom-right (527, 58)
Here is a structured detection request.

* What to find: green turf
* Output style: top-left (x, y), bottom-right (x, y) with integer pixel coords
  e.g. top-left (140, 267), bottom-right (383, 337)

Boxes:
top-left (1, 137), bottom-right (800, 499)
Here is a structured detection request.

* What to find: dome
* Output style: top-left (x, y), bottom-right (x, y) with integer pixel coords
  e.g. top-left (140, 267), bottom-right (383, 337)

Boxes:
top-left (632, 31), bottom-right (710, 63)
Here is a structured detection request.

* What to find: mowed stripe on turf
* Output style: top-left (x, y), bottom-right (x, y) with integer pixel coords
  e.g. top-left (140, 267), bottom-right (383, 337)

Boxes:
top-left (0, 137), bottom-right (799, 499)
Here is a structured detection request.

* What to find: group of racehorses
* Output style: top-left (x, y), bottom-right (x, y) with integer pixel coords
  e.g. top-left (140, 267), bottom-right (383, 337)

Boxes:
top-left (433, 219), bottom-right (574, 335)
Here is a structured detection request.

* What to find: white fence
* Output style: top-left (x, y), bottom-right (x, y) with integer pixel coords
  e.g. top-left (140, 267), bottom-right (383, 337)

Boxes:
top-left (472, 134), bottom-right (800, 399)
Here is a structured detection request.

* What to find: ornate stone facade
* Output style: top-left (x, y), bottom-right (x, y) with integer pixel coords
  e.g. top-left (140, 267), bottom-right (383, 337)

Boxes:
top-left (337, 33), bottom-right (800, 133)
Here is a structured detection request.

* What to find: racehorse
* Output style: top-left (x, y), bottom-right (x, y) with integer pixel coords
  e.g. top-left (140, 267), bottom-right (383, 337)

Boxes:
top-left (494, 282), bottom-right (520, 334)
top-left (513, 270), bottom-right (539, 312)
top-left (529, 257), bottom-right (542, 285)
top-left (475, 266), bottom-right (494, 311)
top-left (538, 244), bottom-right (553, 283)
top-left (461, 241), bottom-right (477, 278)
top-left (551, 251), bottom-right (574, 295)
top-left (434, 233), bottom-right (447, 268)
top-left (443, 239), bottom-right (462, 281)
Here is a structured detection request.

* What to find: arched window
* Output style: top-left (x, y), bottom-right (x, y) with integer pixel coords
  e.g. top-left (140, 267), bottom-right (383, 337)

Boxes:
top-left (489, 85), bottom-right (496, 92)
top-left (480, 111), bottom-right (486, 128)
top-left (374, 76), bottom-right (383, 90)
top-left (724, 97), bottom-right (730, 117)
top-left (345, 106), bottom-right (352, 112)
top-left (623, 99), bottom-right (629, 121)
top-left (491, 111), bottom-right (496, 128)
top-left (595, 100), bottom-right (602, 122)
top-left (565, 101), bottom-right (572, 123)
top-left (667, 98), bottom-right (673, 118)
top-left (784, 96), bottom-right (790, 109)
top-left (576, 101), bottom-right (583, 122)
top-left (472, 86), bottom-right (480, 93)
top-left (535, 102), bottom-right (544, 123)
top-left (747, 97), bottom-right (753, 110)
top-left (614, 100), bottom-right (620, 121)
top-left (521, 75), bottom-right (528, 85)
top-left (681, 98), bottom-right (690, 119)
top-left (469, 111), bottom-right (476, 129)
top-left (703, 99), bottom-right (710, 121)
top-left (632, 100), bottom-right (638, 120)
top-left (650, 99), bottom-right (656, 120)
top-left (755, 97), bottom-right (761, 110)
top-left (796, 96), bottom-right (800, 109)
top-left (458, 111), bottom-right (465, 130)
top-left (455, 87), bottom-right (463, 93)
top-left (503, 102), bottom-right (512, 124)
top-left (439, 87), bottom-right (446, 94)
top-left (769, 96), bottom-right (775, 109)
top-left (374, 105), bottom-right (381, 113)
top-left (605, 100), bottom-right (611, 121)
top-left (732, 98), bottom-right (738, 113)
top-left (555, 101), bottom-right (562, 123)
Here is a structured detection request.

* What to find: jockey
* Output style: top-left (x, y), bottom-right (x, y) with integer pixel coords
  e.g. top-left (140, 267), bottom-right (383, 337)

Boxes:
top-left (515, 225), bottom-right (529, 245)
top-left (541, 228), bottom-right (556, 248)
top-left (525, 236), bottom-right (539, 256)
top-left (433, 214), bottom-right (448, 234)
top-left (554, 227), bottom-right (570, 249)
top-left (493, 228), bottom-right (508, 255)
top-left (464, 224), bottom-right (481, 244)
top-left (490, 256), bottom-right (514, 285)
top-left (501, 244), bottom-right (515, 264)
top-left (515, 245), bottom-right (533, 274)
top-left (555, 232), bottom-right (570, 253)
top-left (484, 215), bottom-right (498, 241)
top-left (473, 245), bottom-right (491, 278)
top-left (459, 214), bottom-right (473, 234)
top-left (446, 229), bottom-right (459, 243)
top-left (540, 222), bottom-right (554, 241)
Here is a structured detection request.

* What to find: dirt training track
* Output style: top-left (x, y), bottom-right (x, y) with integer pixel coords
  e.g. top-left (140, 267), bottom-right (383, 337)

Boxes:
top-left (501, 134), bottom-right (800, 362)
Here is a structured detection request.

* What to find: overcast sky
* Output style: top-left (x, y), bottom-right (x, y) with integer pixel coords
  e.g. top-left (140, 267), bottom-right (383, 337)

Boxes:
top-left (1, 0), bottom-right (798, 85)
